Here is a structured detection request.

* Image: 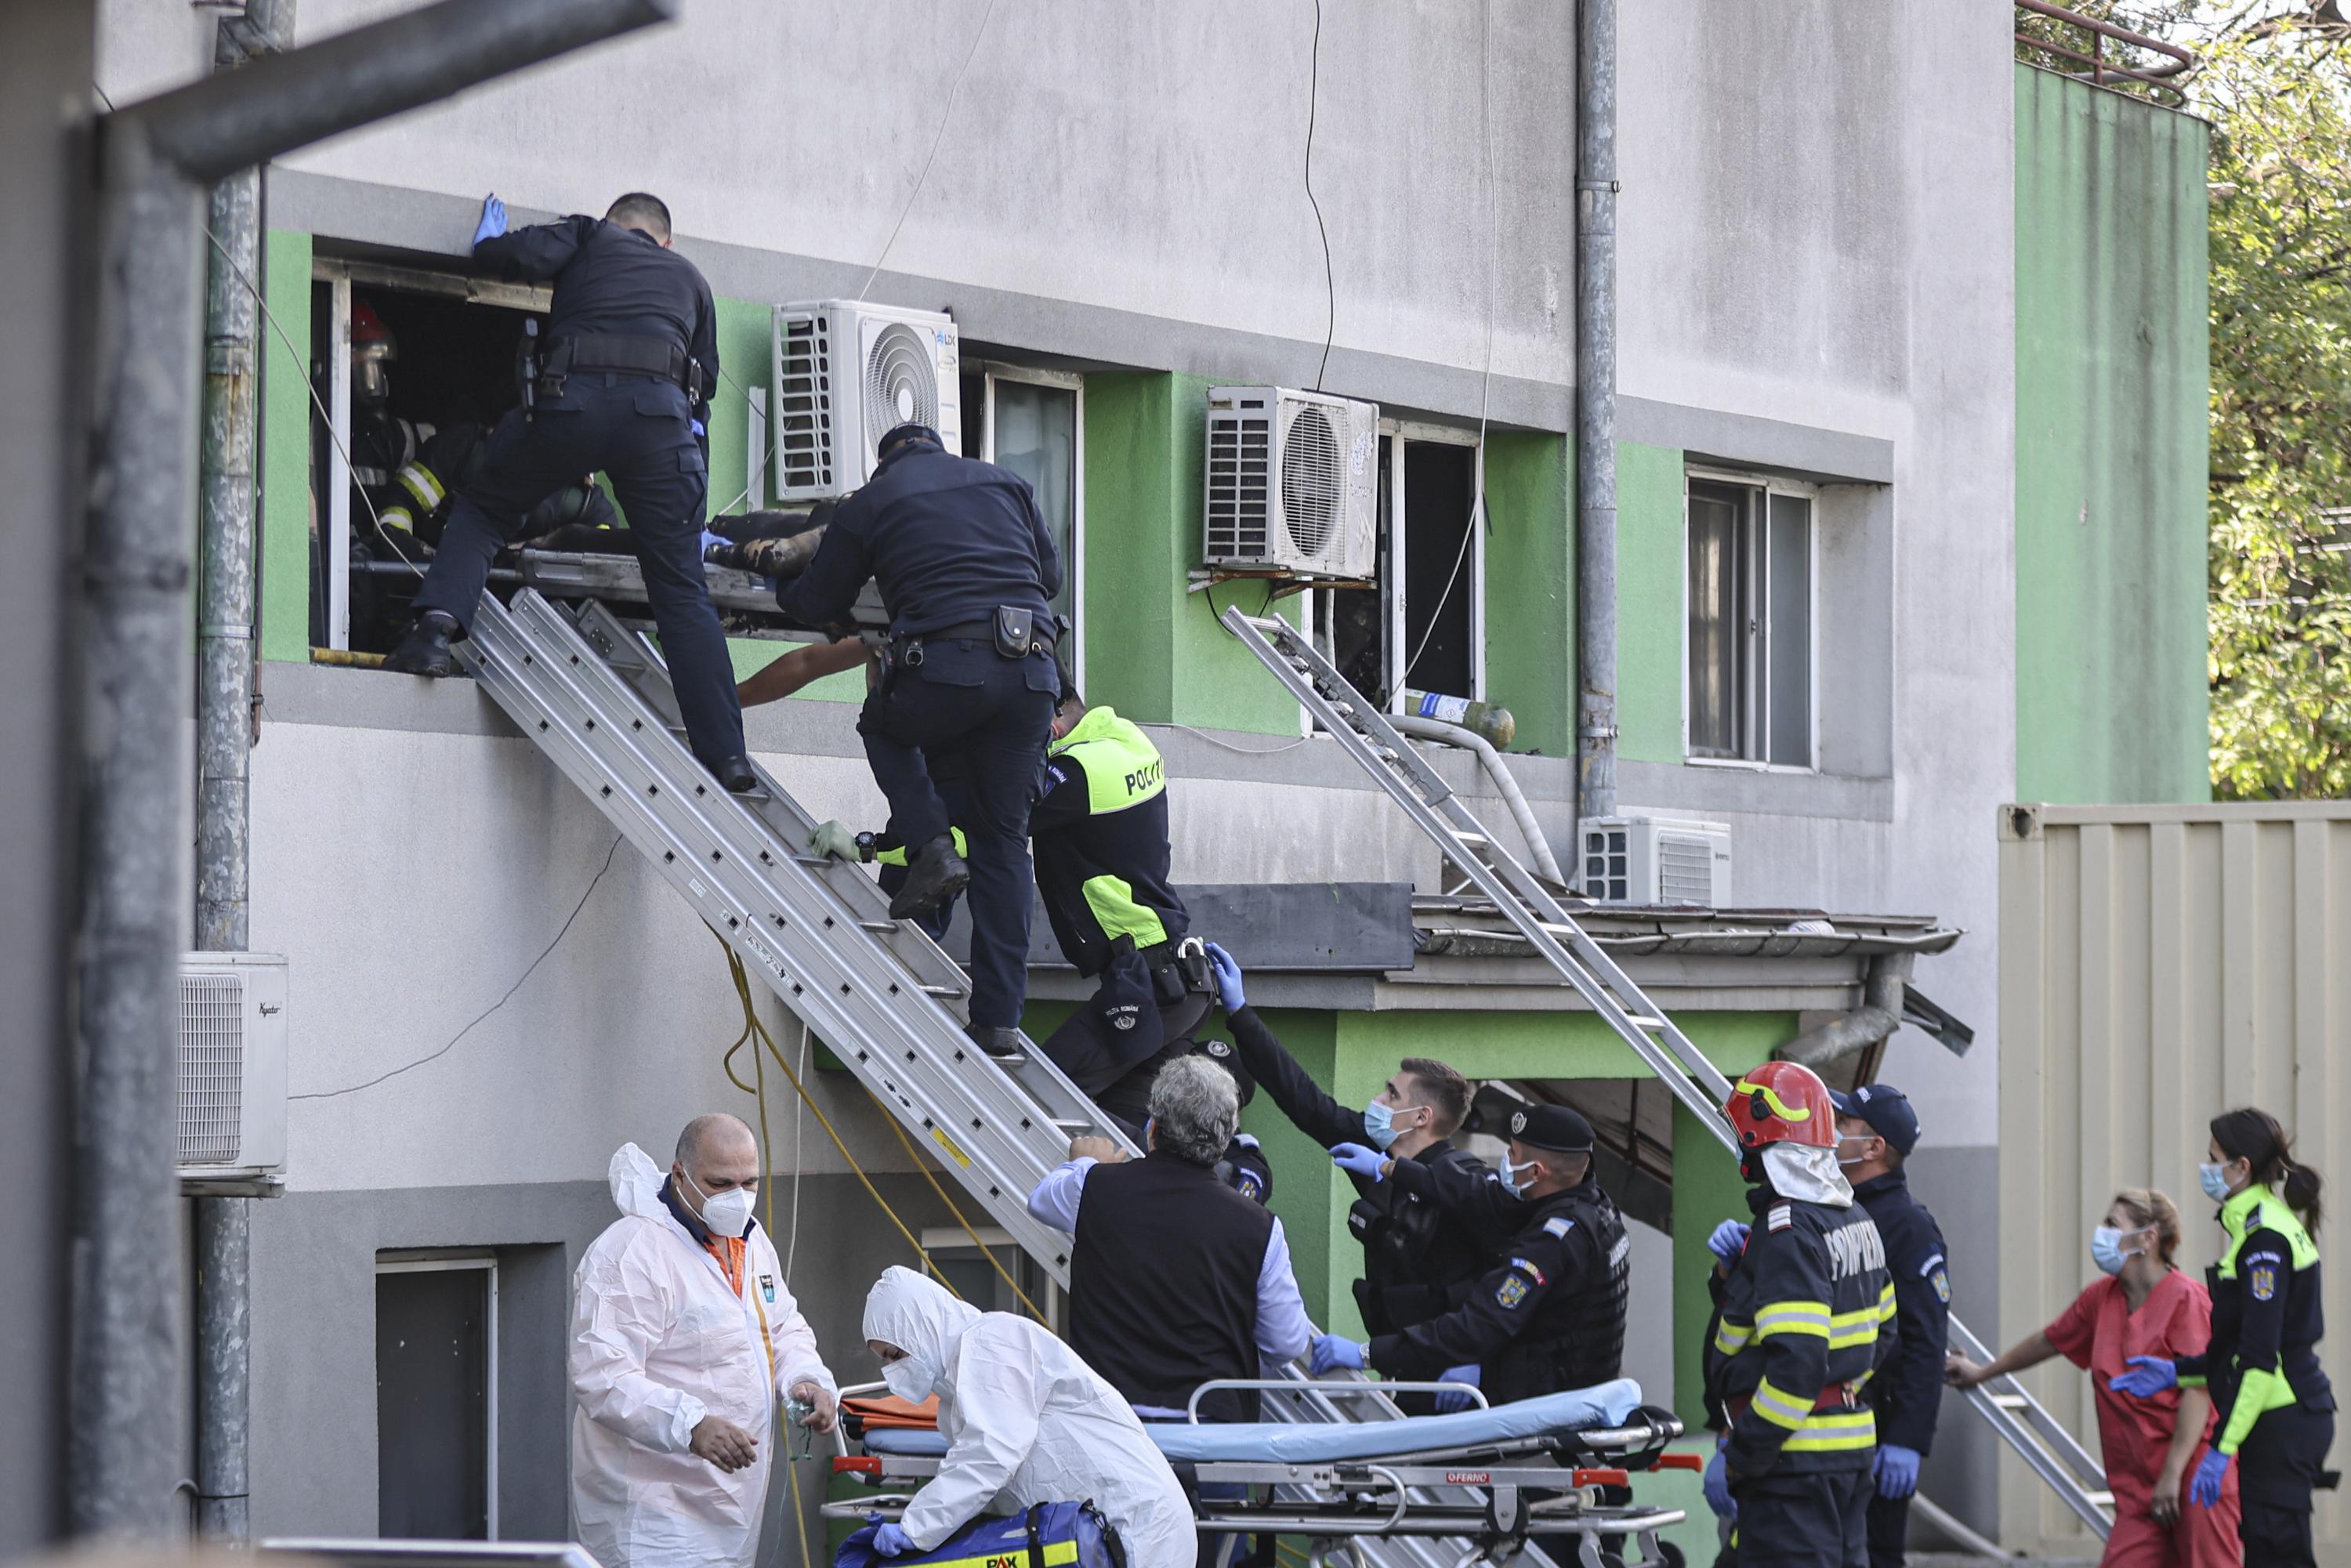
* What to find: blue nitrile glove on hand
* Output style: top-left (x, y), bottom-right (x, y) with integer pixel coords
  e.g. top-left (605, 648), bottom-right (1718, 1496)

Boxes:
top-left (700, 530), bottom-right (730, 558)
top-left (473, 193), bottom-right (507, 247)
top-left (1204, 941), bottom-right (1245, 1012)
top-left (691, 418), bottom-right (706, 438)
top-left (1433, 1365), bottom-right (1481, 1413)
top-left (1702, 1446), bottom-right (1735, 1519)
top-left (1310, 1334), bottom-right (1367, 1375)
top-left (1874, 1443), bottom-right (1921, 1499)
top-left (2190, 1447), bottom-right (2230, 1508)
top-left (1707, 1219), bottom-right (1751, 1263)
top-left (1330, 1143), bottom-right (1386, 1182)
top-left (2110, 1355), bottom-right (2179, 1398)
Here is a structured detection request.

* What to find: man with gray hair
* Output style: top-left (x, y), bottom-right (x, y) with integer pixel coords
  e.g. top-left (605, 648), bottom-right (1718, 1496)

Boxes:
top-left (1027, 1055), bottom-right (1311, 1425)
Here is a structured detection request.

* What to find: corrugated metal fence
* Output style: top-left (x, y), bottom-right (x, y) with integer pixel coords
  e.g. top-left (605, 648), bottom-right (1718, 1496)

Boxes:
top-left (1999, 801), bottom-right (2351, 1556)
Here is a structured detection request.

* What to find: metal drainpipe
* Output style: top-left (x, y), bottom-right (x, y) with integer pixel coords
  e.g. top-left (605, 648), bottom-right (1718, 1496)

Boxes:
top-left (194, 0), bottom-right (293, 1544)
top-left (1391, 715), bottom-right (1567, 885)
top-left (1778, 951), bottom-right (1914, 1071)
top-left (1574, 0), bottom-right (1618, 825)
top-left (71, 0), bottom-right (678, 1536)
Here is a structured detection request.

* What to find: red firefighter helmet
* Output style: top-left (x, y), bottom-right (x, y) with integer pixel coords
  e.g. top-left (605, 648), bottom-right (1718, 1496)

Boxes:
top-left (351, 299), bottom-right (397, 355)
top-left (1724, 1060), bottom-right (1837, 1150)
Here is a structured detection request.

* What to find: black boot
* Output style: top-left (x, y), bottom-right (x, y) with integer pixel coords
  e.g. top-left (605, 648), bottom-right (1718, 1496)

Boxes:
top-left (711, 755), bottom-right (759, 795)
top-left (966, 1024), bottom-right (1026, 1062)
top-left (382, 610), bottom-right (460, 675)
top-left (889, 833), bottom-right (969, 920)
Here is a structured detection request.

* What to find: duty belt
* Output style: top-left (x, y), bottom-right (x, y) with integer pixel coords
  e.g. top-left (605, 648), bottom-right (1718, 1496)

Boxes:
top-left (544, 333), bottom-right (704, 403)
top-left (917, 618), bottom-right (1057, 654)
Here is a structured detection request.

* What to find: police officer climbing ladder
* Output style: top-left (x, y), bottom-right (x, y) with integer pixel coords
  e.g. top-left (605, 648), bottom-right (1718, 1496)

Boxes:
top-left (382, 191), bottom-right (750, 791)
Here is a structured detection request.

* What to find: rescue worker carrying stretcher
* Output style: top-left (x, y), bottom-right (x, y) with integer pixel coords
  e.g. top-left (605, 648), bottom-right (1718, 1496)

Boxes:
top-left (1703, 1060), bottom-right (1897, 1568)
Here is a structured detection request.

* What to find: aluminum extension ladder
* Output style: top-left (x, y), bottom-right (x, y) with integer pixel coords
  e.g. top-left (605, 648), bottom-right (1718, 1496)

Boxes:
top-left (458, 589), bottom-right (1561, 1568)
top-left (1219, 606), bottom-right (2117, 1544)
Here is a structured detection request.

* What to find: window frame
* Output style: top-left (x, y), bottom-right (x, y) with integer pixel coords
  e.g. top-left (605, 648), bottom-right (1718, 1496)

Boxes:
top-left (917, 1225), bottom-right (1064, 1332)
top-left (310, 255), bottom-right (553, 652)
top-left (1679, 465), bottom-right (1819, 773)
top-left (375, 1249), bottom-right (501, 1540)
top-left (973, 362), bottom-right (1086, 693)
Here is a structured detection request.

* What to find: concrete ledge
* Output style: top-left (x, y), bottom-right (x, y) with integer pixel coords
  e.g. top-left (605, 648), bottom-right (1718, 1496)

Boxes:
top-left (1618, 393), bottom-right (1896, 483)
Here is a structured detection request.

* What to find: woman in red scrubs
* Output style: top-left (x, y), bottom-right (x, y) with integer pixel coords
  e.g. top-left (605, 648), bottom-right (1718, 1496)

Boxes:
top-left (1947, 1190), bottom-right (2239, 1568)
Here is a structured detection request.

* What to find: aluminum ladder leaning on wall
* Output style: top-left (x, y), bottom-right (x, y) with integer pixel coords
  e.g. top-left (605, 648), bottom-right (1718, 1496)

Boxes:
top-left (455, 588), bottom-right (1570, 1568)
top-left (1219, 606), bottom-right (2116, 1543)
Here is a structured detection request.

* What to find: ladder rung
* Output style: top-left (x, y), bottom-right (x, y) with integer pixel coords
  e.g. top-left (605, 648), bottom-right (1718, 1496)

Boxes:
top-left (921, 983), bottom-right (963, 998)
top-left (791, 854), bottom-right (835, 867)
top-left (860, 919), bottom-right (898, 933)
top-left (1624, 1014), bottom-right (1665, 1030)
top-left (2084, 1491), bottom-right (2114, 1507)
top-left (1987, 1393), bottom-right (2027, 1410)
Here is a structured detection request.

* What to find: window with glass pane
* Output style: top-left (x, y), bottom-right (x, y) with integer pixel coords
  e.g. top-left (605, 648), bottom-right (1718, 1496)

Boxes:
top-left (1684, 477), bottom-right (1812, 767)
top-left (991, 379), bottom-right (1079, 630)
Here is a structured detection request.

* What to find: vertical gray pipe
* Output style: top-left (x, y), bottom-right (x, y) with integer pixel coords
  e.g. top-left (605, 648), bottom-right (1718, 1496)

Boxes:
top-left (194, 3), bottom-right (292, 1542)
top-left (71, 113), bottom-right (207, 1541)
top-left (1575, 0), bottom-right (1618, 824)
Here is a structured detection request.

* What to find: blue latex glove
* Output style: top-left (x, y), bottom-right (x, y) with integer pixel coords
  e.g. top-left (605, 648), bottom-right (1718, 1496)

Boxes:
top-left (870, 1519), bottom-right (914, 1558)
top-left (2110, 1354), bottom-right (2179, 1398)
top-left (691, 418), bottom-right (707, 439)
top-left (700, 530), bottom-right (729, 557)
top-left (473, 193), bottom-right (507, 247)
top-left (1433, 1365), bottom-right (1480, 1413)
top-left (1310, 1334), bottom-right (1367, 1375)
top-left (1204, 941), bottom-right (1245, 1012)
top-left (1706, 1219), bottom-right (1751, 1263)
top-left (2189, 1447), bottom-right (2230, 1508)
top-left (1701, 1447), bottom-right (1735, 1519)
top-left (1330, 1143), bottom-right (1386, 1182)
top-left (1874, 1443), bottom-right (1921, 1500)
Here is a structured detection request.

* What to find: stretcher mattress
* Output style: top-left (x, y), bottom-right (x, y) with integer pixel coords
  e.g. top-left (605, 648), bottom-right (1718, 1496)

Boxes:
top-left (858, 1380), bottom-right (1643, 1464)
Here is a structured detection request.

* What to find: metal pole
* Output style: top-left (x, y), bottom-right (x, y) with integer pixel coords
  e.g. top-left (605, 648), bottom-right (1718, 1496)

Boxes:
top-left (71, 110), bottom-right (209, 1543)
top-left (72, 0), bottom-right (676, 1539)
top-left (1574, 0), bottom-right (1618, 824)
top-left (194, 1), bottom-right (293, 1540)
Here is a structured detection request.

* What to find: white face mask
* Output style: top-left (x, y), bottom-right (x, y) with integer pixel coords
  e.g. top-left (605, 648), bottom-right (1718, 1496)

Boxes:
top-left (683, 1168), bottom-right (755, 1239)
top-left (1835, 1135), bottom-right (1878, 1169)
top-left (882, 1351), bottom-right (940, 1403)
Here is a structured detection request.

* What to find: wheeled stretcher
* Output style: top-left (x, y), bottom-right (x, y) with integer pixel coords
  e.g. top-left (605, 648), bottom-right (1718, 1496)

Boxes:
top-left (824, 1378), bottom-right (1696, 1568)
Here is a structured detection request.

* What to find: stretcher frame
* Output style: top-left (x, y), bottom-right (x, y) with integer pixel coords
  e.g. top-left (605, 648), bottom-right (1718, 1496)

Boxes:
top-left (822, 1382), bottom-right (1694, 1568)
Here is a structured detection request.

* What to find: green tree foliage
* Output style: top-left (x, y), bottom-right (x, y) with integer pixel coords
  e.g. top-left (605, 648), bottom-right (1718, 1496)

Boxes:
top-left (2199, 19), bottom-right (2351, 798)
top-left (2023, 3), bottom-right (2351, 798)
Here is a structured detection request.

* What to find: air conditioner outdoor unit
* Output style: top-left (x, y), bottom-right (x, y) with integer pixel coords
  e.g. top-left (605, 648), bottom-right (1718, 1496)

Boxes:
top-left (178, 952), bottom-right (289, 1185)
top-left (1203, 386), bottom-right (1378, 579)
top-left (1577, 816), bottom-right (1733, 907)
top-left (770, 301), bottom-right (962, 502)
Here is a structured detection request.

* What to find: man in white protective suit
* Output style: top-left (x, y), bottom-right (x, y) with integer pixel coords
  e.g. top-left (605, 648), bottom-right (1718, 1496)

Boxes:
top-left (571, 1114), bottom-right (839, 1568)
top-left (860, 1266), bottom-right (1194, 1568)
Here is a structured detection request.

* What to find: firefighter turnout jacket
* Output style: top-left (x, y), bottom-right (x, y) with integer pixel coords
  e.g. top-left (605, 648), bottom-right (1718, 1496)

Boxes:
top-left (1706, 1185), bottom-right (1897, 1477)
top-left (1028, 708), bottom-right (1188, 977)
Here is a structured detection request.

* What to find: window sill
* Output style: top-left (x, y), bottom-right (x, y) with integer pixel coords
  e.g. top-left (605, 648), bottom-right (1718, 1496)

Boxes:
top-left (1617, 756), bottom-right (1893, 824)
top-left (1683, 755), bottom-right (1818, 777)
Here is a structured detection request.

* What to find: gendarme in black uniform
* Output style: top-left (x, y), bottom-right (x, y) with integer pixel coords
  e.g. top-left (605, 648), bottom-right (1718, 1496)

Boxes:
top-left (1369, 1103), bottom-right (1630, 1404)
top-left (778, 426), bottom-right (1061, 1034)
top-left (388, 204), bottom-right (744, 777)
top-left (1832, 1087), bottom-right (1950, 1568)
top-left (1224, 1006), bottom-right (1489, 1341)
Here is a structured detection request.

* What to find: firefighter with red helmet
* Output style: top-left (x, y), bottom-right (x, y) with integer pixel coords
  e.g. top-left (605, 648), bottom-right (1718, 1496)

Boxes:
top-left (1702, 1061), bottom-right (1897, 1568)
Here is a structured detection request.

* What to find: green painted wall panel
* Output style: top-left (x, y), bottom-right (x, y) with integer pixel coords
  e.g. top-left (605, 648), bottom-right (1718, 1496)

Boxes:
top-left (1617, 441), bottom-right (1688, 765)
top-left (2014, 65), bottom-right (2211, 803)
top-left (1080, 373), bottom-right (1186, 722)
top-left (1482, 433), bottom-right (1574, 756)
top-left (260, 230), bottom-right (313, 663)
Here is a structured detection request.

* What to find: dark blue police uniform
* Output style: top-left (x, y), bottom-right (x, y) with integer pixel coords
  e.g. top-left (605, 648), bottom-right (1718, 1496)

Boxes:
top-left (1832, 1087), bottom-right (1951, 1568)
top-left (778, 429), bottom-right (1061, 1030)
top-left (403, 215), bottom-right (742, 770)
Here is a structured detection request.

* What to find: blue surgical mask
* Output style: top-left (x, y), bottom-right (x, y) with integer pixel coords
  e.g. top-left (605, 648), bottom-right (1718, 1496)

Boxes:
top-left (1363, 1099), bottom-right (1424, 1152)
top-left (1499, 1157), bottom-right (1539, 1198)
top-left (2200, 1161), bottom-right (2233, 1203)
top-left (2090, 1225), bottom-right (2141, 1276)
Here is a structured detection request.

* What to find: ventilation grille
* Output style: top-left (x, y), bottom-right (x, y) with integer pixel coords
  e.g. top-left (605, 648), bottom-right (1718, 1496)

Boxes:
top-left (863, 321), bottom-right (940, 466)
top-left (1279, 403), bottom-right (1342, 557)
top-left (774, 314), bottom-right (832, 494)
top-left (179, 972), bottom-right (245, 1166)
top-left (1582, 824), bottom-right (1632, 904)
top-left (1206, 409), bottom-right (1272, 558)
top-left (1657, 832), bottom-right (1717, 906)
